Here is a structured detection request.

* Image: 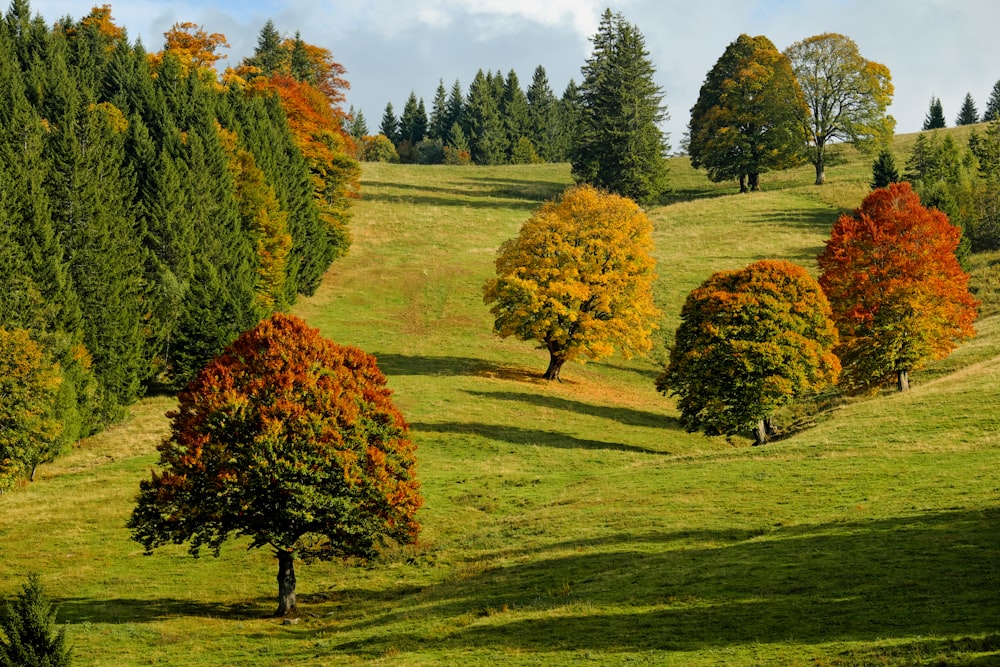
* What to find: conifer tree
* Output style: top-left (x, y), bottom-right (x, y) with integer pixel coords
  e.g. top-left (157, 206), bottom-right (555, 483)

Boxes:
top-left (466, 69), bottom-right (506, 165)
top-left (870, 149), bottom-right (900, 189)
top-left (985, 80), bottom-right (1000, 122)
top-left (398, 91), bottom-right (426, 145)
top-left (429, 79), bottom-right (448, 141)
top-left (444, 79), bottom-right (465, 140)
top-left (0, 574), bottom-right (71, 667)
top-left (553, 79), bottom-right (581, 162)
top-left (572, 9), bottom-right (669, 202)
top-left (956, 92), bottom-right (979, 126)
top-left (500, 69), bottom-right (529, 160)
top-left (379, 101), bottom-right (398, 144)
top-left (247, 19), bottom-right (284, 75)
top-left (526, 65), bottom-right (558, 161)
top-left (923, 96), bottom-right (946, 130)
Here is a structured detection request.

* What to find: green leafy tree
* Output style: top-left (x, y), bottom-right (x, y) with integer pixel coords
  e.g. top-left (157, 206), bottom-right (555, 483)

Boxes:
top-left (870, 149), bottom-right (900, 189)
top-left (818, 182), bottom-right (978, 393)
top-left (689, 34), bottom-right (808, 192)
top-left (0, 328), bottom-right (62, 490)
top-left (784, 33), bottom-right (895, 185)
top-left (484, 185), bottom-right (661, 381)
top-left (362, 134), bottom-right (399, 162)
top-left (572, 9), bottom-right (669, 202)
top-left (956, 92), bottom-right (979, 126)
top-left (923, 96), bottom-right (946, 130)
top-left (984, 80), bottom-right (1000, 122)
top-left (0, 574), bottom-right (71, 667)
top-left (129, 313), bottom-right (423, 617)
top-left (657, 260), bottom-right (840, 444)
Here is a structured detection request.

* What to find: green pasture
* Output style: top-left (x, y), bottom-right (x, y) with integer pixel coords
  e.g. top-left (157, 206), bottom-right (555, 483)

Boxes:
top-left (3, 130), bottom-right (999, 665)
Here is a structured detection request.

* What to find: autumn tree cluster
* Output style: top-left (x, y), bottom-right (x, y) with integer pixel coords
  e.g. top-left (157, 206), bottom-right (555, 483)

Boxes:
top-left (0, 2), bottom-right (358, 488)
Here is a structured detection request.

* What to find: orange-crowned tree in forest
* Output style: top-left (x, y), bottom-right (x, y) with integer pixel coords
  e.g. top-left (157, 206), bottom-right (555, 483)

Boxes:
top-left (128, 313), bottom-right (422, 617)
top-left (818, 182), bottom-right (978, 392)
top-left (483, 185), bottom-right (661, 381)
top-left (149, 22), bottom-right (230, 79)
top-left (657, 260), bottom-right (840, 444)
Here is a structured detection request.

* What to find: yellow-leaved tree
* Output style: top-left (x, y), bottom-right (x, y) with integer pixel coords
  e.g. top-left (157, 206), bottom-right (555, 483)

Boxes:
top-left (484, 185), bottom-right (661, 381)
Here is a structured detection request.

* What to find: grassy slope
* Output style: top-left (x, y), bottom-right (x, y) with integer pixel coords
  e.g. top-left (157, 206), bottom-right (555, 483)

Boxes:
top-left (3, 131), bottom-right (1000, 666)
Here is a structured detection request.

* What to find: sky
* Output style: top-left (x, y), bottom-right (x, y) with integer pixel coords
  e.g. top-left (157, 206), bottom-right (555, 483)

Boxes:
top-left (28, 0), bottom-right (1000, 148)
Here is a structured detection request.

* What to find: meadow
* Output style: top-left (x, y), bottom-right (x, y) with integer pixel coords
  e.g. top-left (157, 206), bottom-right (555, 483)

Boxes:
top-left (3, 131), bottom-right (1000, 665)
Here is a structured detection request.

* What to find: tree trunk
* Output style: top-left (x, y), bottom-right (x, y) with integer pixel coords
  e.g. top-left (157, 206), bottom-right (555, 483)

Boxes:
top-left (543, 352), bottom-right (565, 382)
top-left (275, 550), bottom-right (297, 617)
top-left (814, 158), bottom-right (826, 185)
top-left (739, 174), bottom-right (748, 193)
top-left (897, 369), bottom-right (910, 392)
top-left (753, 419), bottom-right (770, 445)
top-left (748, 172), bottom-right (761, 191)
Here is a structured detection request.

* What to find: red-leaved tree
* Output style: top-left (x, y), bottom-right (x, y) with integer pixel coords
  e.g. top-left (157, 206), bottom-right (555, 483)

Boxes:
top-left (818, 182), bottom-right (978, 392)
top-left (128, 313), bottom-right (422, 616)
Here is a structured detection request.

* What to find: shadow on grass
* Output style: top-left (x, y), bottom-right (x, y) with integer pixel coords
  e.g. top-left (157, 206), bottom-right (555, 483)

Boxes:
top-left (360, 176), bottom-right (564, 211)
top-left (55, 596), bottom-right (273, 623)
top-left (411, 421), bottom-right (670, 455)
top-left (463, 390), bottom-right (680, 431)
top-left (373, 353), bottom-right (548, 385)
top-left (325, 508), bottom-right (1000, 657)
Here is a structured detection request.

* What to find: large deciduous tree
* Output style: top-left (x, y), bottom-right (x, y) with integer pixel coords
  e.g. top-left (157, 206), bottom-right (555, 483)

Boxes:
top-left (657, 260), bottom-right (840, 444)
top-left (129, 313), bottom-right (423, 617)
top-left (784, 33), bottom-right (895, 185)
top-left (483, 185), bottom-right (660, 381)
top-left (688, 34), bottom-right (808, 192)
top-left (817, 182), bottom-right (978, 393)
top-left (571, 9), bottom-right (669, 203)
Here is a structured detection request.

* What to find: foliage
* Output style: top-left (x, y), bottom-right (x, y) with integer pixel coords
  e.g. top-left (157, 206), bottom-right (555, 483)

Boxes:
top-left (0, 573), bottom-right (71, 667)
top-left (657, 260), bottom-right (839, 443)
top-left (361, 134), bottom-right (399, 163)
top-left (870, 149), bottom-right (900, 189)
top-left (0, 329), bottom-right (62, 490)
top-left (466, 69), bottom-right (506, 165)
top-left (379, 101), bottom-right (398, 145)
top-left (689, 34), bottom-right (808, 192)
top-left (923, 96), bottom-right (946, 130)
top-left (985, 79), bottom-right (1000, 122)
top-left (483, 185), bottom-right (660, 381)
top-left (818, 182), bottom-right (978, 393)
top-left (784, 33), bottom-right (895, 185)
top-left (572, 10), bottom-right (669, 203)
top-left (129, 313), bottom-right (422, 615)
top-left (149, 21), bottom-right (229, 79)
top-left (956, 92), bottom-right (980, 126)
top-left (398, 91), bottom-right (427, 148)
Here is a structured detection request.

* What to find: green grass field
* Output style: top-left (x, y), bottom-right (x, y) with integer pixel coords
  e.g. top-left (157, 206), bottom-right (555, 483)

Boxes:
top-left (3, 131), bottom-right (1000, 666)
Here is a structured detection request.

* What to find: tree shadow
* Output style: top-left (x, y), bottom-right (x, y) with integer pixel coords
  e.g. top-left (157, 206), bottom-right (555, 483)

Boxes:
top-left (410, 421), bottom-right (670, 455)
top-left (463, 390), bottom-right (681, 431)
top-left (360, 177), bottom-right (562, 211)
top-left (372, 353), bottom-right (503, 378)
top-left (54, 596), bottom-right (273, 624)
top-left (325, 508), bottom-right (1000, 657)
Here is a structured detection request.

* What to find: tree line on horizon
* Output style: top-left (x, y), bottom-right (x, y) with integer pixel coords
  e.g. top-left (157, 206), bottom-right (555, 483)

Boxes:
top-left (0, 1), bottom-right (359, 490)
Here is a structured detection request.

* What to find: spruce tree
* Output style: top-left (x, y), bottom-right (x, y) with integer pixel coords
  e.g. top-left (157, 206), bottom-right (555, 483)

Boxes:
top-left (0, 574), bottom-right (71, 667)
top-left (247, 19), bottom-right (284, 75)
top-left (553, 79), bottom-right (581, 162)
top-left (379, 101), bottom-right (398, 144)
top-left (956, 93), bottom-right (979, 126)
top-left (870, 149), bottom-right (900, 189)
top-left (923, 96), bottom-right (946, 130)
top-left (429, 79), bottom-right (448, 141)
top-left (526, 65), bottom-right (558, 161)
top-left (347, 107), bottom-right (368, 139)
top-left (572, 9), bottom-right (669, 202)
top-left (985, 80), bottom-right (1000, 122)
top-left (444, 79), bottom-right (465, 140)
top-left (500, 69), bottom-right (529, 161)
top-left (466, 69), bottom-right (506, 165)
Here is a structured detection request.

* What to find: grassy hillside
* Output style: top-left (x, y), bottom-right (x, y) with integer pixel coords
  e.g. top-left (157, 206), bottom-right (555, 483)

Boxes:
top-left (3, 131), bottom-right (1000, 666)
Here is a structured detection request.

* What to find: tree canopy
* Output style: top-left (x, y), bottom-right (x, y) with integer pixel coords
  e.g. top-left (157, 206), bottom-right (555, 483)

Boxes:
top-left (128, 313), bottom-right (422, 616)
top-left (784, 33), bottom-right (895, 185)
top-left (657, 260), bottom-right (840, 444)
top-left (571, 9), bottom-right (669, 203)
top-left (483, 185), bottom-right (660, 381)
top-left (818, 182), bottom-right (978, 393)
top-left (688, 34), bottom-right (808, 192)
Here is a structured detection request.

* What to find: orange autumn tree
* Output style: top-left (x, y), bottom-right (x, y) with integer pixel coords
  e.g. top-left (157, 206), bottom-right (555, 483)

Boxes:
top-left (818, 182), bottom-right (978, 393)
top-left (149, 21), bottom-right (229, 79)
top-left (128, 313), bottom-right (422, 617)
top-left (484, 185), bottom-right (661, 381)
top-left (657, 260), bottom-right (840, 444)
